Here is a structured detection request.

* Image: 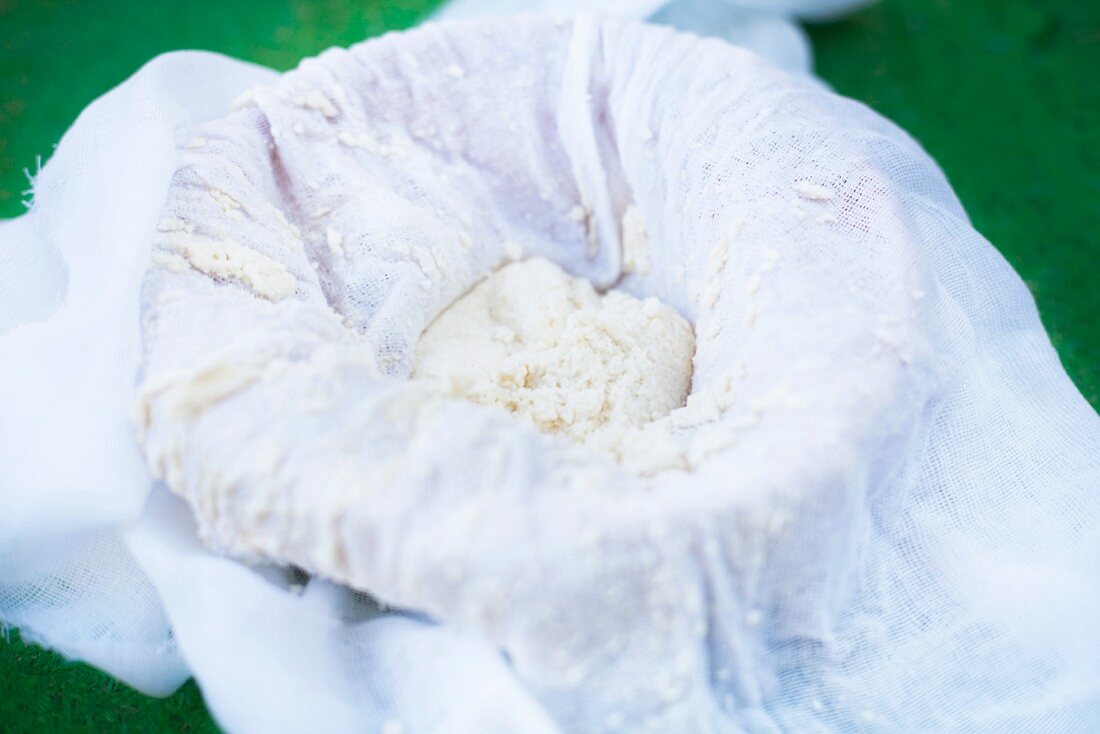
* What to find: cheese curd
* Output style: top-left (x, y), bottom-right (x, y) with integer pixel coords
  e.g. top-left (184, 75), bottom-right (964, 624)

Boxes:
top-left (412, 258), bottom-right (695, 463)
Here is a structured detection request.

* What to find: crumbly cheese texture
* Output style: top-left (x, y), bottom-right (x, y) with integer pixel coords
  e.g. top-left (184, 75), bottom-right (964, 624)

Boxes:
top-left (155, 232), bottom-right (296, 301)
top-left (412, 258), bottom-right (694, 463)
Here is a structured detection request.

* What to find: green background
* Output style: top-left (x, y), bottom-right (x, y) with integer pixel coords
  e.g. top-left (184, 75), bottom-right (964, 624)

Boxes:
top-left (1, 0), bottom-right (1097, 731)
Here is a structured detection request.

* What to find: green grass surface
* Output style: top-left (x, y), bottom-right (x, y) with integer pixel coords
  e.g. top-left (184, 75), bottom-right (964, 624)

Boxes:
top-left (0, 0), bottom-right (1097, 731)
top-left (0, 630), bottom-right (218, 733)
top-left (808, 0), bottom-right (1100, 409)
top-left (0, 0), bottom-right (438, 213)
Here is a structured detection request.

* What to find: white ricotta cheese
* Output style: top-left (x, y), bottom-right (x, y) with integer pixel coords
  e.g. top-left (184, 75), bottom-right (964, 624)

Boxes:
top-left (411, 258), bottom-right (694, 466)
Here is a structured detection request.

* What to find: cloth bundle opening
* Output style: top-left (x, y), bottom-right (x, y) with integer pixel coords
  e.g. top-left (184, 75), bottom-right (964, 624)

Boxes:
top-left (1, 13), bottom-right (1098, 734)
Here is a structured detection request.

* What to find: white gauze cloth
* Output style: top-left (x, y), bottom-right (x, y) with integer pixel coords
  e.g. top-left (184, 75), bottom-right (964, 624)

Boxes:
top-left (2, 15), bottom-right (1099, 734)
top-left (435, 0), bottom-right (877, 76)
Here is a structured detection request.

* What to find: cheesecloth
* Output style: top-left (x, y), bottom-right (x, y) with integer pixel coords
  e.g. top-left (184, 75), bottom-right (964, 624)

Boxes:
top-left (2, 15), bottom-right (1099, 734)
top-left (436, 0), bottom-right (876, 77)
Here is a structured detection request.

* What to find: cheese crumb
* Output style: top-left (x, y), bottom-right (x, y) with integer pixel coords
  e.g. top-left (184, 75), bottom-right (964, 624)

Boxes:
top-left (794, 181), bottom-right (834, 201)
top-left (568, 204), bottom-right (598, 258)
top-left (293, 90), bottom-right (339, 118)
top-left (208, 187), bottom-right (242, 212)
top-left (229, 84), bottom-right (269, 110)
top-left (325, 226), bottom-right (345, 259)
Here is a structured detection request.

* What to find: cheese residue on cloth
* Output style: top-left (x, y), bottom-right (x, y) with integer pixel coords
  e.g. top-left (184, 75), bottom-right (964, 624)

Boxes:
top-left (412, 258), bottom-right (694, 465)
top-left (155, 232), bottom-right (296, 301)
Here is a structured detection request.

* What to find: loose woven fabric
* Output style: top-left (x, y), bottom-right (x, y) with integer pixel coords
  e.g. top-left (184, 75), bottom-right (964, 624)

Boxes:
top-left (2, 15), bottom-right (1099, 733)
top-left (436, 0), bottom-right (873, 75)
